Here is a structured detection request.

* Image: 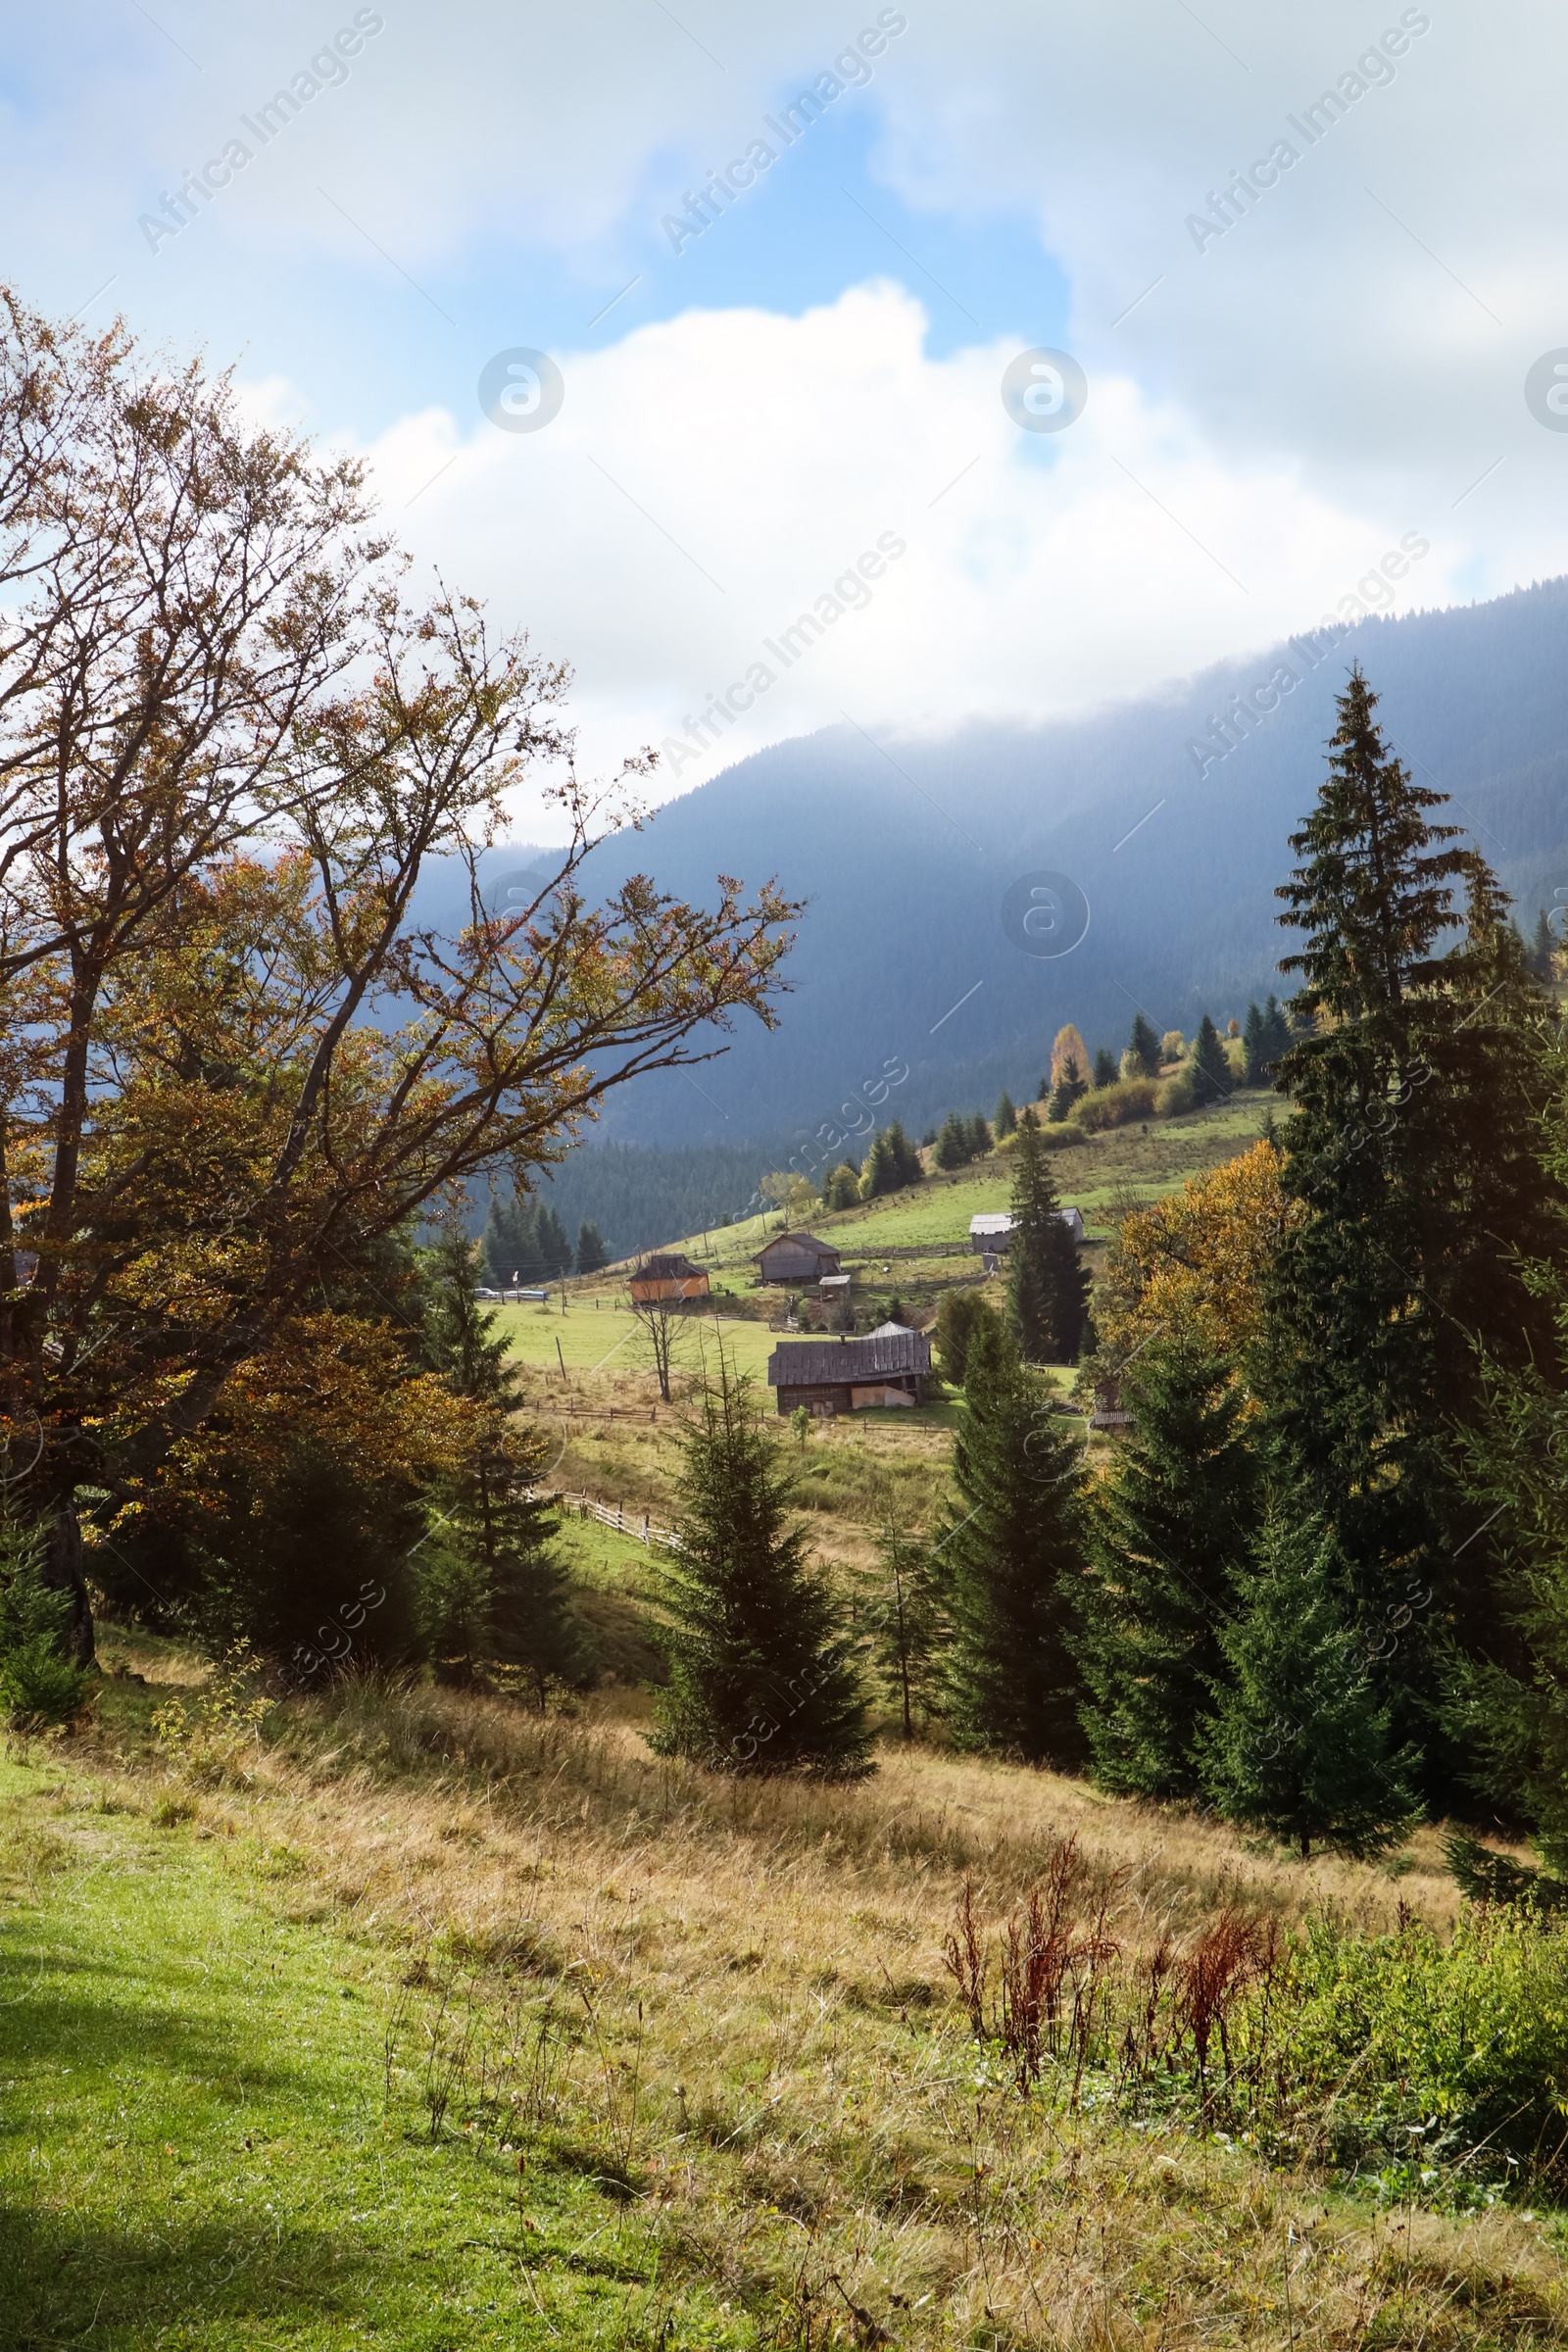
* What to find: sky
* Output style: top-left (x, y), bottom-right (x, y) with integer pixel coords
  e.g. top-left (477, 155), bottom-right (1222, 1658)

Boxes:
top-left (7, 1), bottom-right (1566, 833)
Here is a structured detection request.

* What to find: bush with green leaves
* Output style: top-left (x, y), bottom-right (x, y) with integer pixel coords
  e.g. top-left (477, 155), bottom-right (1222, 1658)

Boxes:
top-left (1284, 1904), bottom-right (1568, 2188)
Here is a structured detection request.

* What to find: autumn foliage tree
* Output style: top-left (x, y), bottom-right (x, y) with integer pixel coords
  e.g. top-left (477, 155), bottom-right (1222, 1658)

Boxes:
top-left (0, 290), bottom-right (795, 1656)
top-left (1095, 1138), bottom-right (1302, 1367)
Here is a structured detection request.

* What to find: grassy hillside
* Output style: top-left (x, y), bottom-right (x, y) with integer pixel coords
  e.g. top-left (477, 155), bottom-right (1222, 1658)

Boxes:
top-left (4, 1642), bottom-right (1564, 2350)
top-left (11, 1099), bottom-right (1563, 2346)
top-left (504, 1100), bottom-right (1274, 1434)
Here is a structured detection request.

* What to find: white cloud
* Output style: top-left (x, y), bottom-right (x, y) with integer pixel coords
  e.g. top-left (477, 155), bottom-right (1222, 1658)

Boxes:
top-left (362, 278), bottom-right (1477, 816)
top-left (10, 0), bottom-right (1568, 829)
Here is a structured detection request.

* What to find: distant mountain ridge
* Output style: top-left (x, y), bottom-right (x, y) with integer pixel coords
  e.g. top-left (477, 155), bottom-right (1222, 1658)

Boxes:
top-left (471, 575), bottom-right (1568, 1172)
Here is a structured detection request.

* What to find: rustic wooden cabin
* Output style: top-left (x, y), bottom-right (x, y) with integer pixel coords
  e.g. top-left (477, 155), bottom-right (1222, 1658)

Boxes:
top-left (756, 1231), bottom-right (842, 1285)
top-left (627, 1252), bottom-right (710, 1303)
top-left (968, 1206), bottom-right (1084, 1252)
top-left (766, 1327), bottom-right (931, 1416)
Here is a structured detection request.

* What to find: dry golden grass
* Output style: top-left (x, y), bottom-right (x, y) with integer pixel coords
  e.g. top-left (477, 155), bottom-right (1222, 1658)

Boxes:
top-left (74, 1641), bottom-right (1563, 2351)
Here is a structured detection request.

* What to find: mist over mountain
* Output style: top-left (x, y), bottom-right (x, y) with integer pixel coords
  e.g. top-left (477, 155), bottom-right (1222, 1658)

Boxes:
top-left (460, 575), bottom-right (1568, 1240)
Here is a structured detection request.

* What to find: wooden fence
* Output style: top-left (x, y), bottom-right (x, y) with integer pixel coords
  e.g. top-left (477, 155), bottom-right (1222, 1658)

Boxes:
top-left (541, 1489), bottom-right (681, 1550)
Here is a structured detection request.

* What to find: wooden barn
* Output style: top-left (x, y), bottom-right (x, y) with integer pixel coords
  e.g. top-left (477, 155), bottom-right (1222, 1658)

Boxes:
top-left (756, 1231), bottom-right (842, 1285)
top-left (627, 1251), bottom-right (710, 1303)
top-left (766, 1325), bottom-right (931, 1416)
top-left (968, 1206), bottom-right (1084, 1252)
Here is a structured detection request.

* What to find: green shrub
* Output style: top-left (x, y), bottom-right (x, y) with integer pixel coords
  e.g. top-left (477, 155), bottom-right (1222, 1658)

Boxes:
top-left (1285, 1905), bottom-right (1568, 2184)
top-left (1077, 1078), bottom-right (1158, 1133)
top-left (0, 1518), bottom-right (96, 1738)
top-left (1158, 1066), bottom-right (1199, 1118)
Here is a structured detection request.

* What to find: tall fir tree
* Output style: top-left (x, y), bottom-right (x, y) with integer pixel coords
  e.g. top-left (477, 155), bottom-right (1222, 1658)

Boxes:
top-left (0, 1510), bottom-right (97, 1732)
top-left (1092, 1047), bottom-right (1119, 1090)
top-left (934, 1290), bottom-right (1000, 1389)
top-left (967, 1112), bottom-right (993, 1158)
top-left (1197, 1505), bottom-right (1420, 1860)
top-left (1260, 668), bottom-right (1565, 1795)
top-left (941, 1314), bottom-right (1088, 1763)
top-left (1260, 995), bottom-right (1292, 1066)
top-left (1242, 1001), bottom-right (1267, 1085)
top-left (865, 1511), bottom-right (947, 1738)
top-left (1407, 861), bottom-right (1560, 1431)
top-left (483, 1192), bottom-right (548, 1286)
top-left (1126, 1011), bottom-right (1162, 1079)
top-left (1006, 1111), bottom-right (1090, 1363)
top-left (536, 1205), bottom-right (574, 1278)
top-left (1076, 1342), bottom-right (1257, 1798)
top-left (1242, 993), bottom-right (1291, 1085)
top-left (1258, 666), bottom-right (1482, 1776)
top-left (994, 1089), bottom-right (1018, 1138)
top-left (418, 1225), bottom-right (588, 1698)
top-left (934, 1112), bottom-right (972, 1170)
top-left (651, 1355), bottom-right (871, 1778)
top-left (1189, 1013), bottom-right (1231, 1104)
top-left (1529, 907), bottom-right (1556, 982)
top-left (1443, 1040), bottom-right (1568, 1877)
top-left (575, 1221), bottom-right (610, 1275)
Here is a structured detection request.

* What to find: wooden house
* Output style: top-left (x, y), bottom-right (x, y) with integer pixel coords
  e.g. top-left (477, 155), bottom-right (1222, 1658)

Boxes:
top-left (756, 1231), bottom-right (842, 1285)
top-left (968, 1206), bottom-right (1084, 1252)
top-left (627, 1251), bottom-right (710, 1303)
top-left (766, 1326), bottom-right (931, 1416)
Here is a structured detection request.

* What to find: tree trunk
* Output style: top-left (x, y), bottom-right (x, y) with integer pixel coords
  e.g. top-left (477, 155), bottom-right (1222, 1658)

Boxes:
top-left (40, 1496), bottom-right (95, 1667)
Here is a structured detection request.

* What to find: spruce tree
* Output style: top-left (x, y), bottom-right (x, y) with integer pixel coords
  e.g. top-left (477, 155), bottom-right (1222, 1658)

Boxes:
top-left (994, 1089), bottom-right (1018, 1138)
top-left (1447, 1362), bottom-right (1568, 1879)
top-left (575, 1221), bottom-right (610, 1275)
top-left (1443, 1070), bottom-right (1568, 1873)
top-left (1127, 1012), bottom-right (1162, 1079)
top-left (967, 1112), bottom-right (993, 1157)
top-left (1258, 666), bottom-right (1478, 1770)
top-left (1243, 995), bottom-right (1290, 1085)
top-left (1047, 1055), bottom-right (1088, 1123)
top-left (889, 1120), bottom-right (923, 1186)
top-left (536, 1205), bottom-right (573, 1278)
top-left (935, 1112), bottom-right (970, 1170)
top-left (1409, 862), bottom-right (1560, 1428)
top-left (651, 1356), bottom-right (871, 1777)
top-left (1190, 1013), bottom-right (1230, 1104)
top-left (0, 1512), bottom-right (97, 1733)
top-left (1092, 1048), bottom-right (1118, 1090)
top-left (1198, 1506), bottom-right (1420, 1860)
top-left (942, 1316), bottom-right (1087, 1763)
top-left (482, 1191), bottom-right (526, 1286)
top-left (866, 1513), bottom-right (947, 1738)
top-left (1529, 907), bottom-right (1555, 982)
top-left (859, 1130), bottom-right (895, 1199)
top-left (1261, 668), bottom-right (1564, 1794)
top-left (934, 1290), bottom-right (999, 1389)
top-left (1006, 1111), bottom-right (1090, 1363)
top-left (418, 1225), bottom-right (587, 1697)
top-left (1260, 994), bottom-right (1291, 1067)
top-left (1076, 1343), bottom-right (1257, 1798)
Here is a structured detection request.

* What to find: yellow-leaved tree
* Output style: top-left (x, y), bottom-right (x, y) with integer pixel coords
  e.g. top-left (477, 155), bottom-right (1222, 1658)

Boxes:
top-left (1095, 1138), bottom-right (1304, 1366)
top-left (1049, 1023), bottom-right (1090, 1088)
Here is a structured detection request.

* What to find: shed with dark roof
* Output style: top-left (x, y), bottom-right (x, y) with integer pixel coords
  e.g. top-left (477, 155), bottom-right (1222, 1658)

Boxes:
top-left (757, 1231), bottom-right (843, 1284)
top-left (766, 1327), bottom-right (931, 1415)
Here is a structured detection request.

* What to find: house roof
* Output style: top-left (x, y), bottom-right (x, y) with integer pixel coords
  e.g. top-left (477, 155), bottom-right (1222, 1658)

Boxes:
top-left (633, 1252), bottom-right (705, 1280)
top-left (968, 1207), bottom-right (1084, 1241)
top-left (767, 1329), bottom-right (931, 1386)
top-left (757, 1230), bottom-right (839, 1258)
